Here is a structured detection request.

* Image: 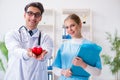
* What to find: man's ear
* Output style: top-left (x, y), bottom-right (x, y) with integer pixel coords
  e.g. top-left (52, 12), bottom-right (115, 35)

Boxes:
top-left (39, 16), bottom-right (42, 21)
top-left (24, 12), bottom-right (26, 19)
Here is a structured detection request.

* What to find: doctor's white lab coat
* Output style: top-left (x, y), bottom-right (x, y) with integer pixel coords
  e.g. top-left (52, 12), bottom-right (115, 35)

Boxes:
top-left (4, 26), bottom-right (53, 80)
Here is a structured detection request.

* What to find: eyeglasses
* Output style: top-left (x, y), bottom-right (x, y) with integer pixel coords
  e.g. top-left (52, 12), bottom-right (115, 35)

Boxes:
top-left (26, 11), bottom-right (41, 18)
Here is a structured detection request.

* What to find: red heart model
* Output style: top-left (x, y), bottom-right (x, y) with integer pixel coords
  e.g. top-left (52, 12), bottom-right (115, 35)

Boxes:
top-left (32, 47), bottom-right (43, 56)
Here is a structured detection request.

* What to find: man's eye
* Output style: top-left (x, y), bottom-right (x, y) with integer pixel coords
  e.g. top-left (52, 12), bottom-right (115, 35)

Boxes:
top-left (29, 12), bottom-right (33, 15)
top-left (27, 11), bottom-right (33, 15)
top-left (35, 13), bottom-right (41, 16)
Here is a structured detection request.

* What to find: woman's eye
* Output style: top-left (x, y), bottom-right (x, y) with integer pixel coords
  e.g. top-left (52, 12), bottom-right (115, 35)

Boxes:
top-left (65, 27), bottom-right (68, 29)
top-left (71, 24), bottom-right (75, 27)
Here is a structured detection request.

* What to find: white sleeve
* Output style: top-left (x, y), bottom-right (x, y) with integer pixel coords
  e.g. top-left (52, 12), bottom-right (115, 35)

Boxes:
top-left (53, 67), bottom-right (62, 76)
top-left (41, 33), bottom-right (53, 60)
top-left (85, 65), bottom-right (101, 76)
top-left (53, 66), bottom-right (101, 77)
top-left (5, 30), bottom-right (30, 60)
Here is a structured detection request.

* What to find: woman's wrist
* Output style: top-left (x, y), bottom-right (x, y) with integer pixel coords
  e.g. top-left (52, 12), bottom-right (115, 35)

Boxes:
top-left (82, 62), bottom-right (87, 69)
top-left (61, 69), bottom-right (64, 75)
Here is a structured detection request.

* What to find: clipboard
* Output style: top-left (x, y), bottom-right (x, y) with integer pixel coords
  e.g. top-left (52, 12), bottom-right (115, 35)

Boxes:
top-left (70, 43), bottom-right (102, 76)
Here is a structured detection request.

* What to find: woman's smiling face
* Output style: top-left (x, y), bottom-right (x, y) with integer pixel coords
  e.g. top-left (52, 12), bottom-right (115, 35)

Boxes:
top-left (64, 18), bottom-right (82, 38)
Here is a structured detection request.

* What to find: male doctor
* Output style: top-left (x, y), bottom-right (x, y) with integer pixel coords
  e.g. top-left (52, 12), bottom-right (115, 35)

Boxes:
top-left (4, 2), bottom-right (53, 80)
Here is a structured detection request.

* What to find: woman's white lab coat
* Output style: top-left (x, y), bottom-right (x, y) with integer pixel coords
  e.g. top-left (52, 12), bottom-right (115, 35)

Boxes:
top-left (4, 26), bottom-right (53, 80)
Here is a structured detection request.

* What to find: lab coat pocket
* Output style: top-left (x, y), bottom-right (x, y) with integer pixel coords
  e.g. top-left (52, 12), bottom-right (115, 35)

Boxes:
top-left (38, 61), bottom-right (47, 70)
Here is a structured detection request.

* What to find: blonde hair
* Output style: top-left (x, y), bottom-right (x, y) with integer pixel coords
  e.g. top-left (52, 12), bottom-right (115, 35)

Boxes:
top-left (64, 14), bottom-right (81, 24)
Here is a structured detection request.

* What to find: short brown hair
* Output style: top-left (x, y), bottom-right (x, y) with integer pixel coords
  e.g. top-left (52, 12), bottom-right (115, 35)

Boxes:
top-left (24, 2), bottom-right (44, 15)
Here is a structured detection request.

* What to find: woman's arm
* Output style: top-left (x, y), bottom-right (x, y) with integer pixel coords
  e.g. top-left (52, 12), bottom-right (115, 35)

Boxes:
top-left (53, 67), bottom-right (72, 77)
top-left (72, 57), bottom-right (102, 76)
top-left (53, 67), bottom-right (62, 76)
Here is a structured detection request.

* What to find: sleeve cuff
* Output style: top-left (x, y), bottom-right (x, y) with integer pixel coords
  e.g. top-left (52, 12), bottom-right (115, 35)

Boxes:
top-left (22, 50), bottom-right (31, 60)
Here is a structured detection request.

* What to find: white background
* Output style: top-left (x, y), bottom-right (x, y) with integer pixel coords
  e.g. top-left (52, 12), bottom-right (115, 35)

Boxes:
top-left (0, 0), bottom-right (120, 80)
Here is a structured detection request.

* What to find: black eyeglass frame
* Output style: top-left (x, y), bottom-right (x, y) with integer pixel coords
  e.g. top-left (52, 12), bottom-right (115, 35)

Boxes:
top-left (26, 11), bottom-right (42, 18)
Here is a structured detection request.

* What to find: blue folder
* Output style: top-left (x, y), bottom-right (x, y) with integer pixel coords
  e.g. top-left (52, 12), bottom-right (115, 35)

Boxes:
top-left (70, 43), bottom-right (102, 77)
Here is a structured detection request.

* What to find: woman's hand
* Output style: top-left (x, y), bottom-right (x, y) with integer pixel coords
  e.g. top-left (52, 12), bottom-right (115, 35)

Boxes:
top-left (72, 57), bottom-right (87, 69)
top-left (61, 69), bottom-right (72, 77)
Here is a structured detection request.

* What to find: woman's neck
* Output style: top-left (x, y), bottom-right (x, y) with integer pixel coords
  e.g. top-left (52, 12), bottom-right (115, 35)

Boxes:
top-left (72, 34), bottom-right (83, 39)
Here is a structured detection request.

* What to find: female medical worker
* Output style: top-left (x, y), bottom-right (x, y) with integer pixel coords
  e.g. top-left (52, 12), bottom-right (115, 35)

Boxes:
top-left (52, 14), bottom-right (102, 80)
top-left (4, 2), bottom-right (53, 80)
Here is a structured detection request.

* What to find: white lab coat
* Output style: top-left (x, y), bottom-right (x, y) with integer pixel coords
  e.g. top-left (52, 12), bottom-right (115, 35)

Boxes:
top-left (4, 26), bottom-right (53, 80)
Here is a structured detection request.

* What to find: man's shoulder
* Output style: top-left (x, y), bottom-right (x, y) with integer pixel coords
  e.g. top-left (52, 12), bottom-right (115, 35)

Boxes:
top-left (41, 31), bottom-right (51, 38)
top-left (5, 28), bottom-right (19, 36)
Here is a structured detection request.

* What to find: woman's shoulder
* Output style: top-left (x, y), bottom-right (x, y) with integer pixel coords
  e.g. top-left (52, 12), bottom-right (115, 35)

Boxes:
top-left (82, 39), bottom-right (102, 50)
